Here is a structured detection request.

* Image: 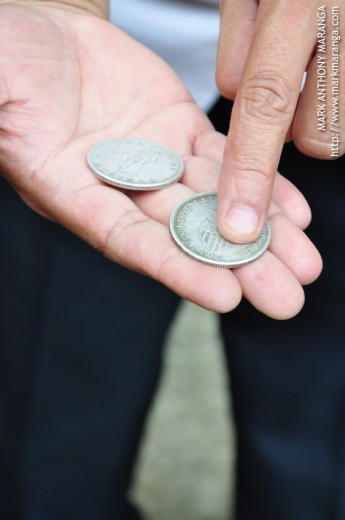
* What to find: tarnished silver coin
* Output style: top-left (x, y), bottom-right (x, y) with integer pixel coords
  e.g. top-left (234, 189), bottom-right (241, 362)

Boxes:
top-left (170, 192), bottom-right (271, 268)
top-left (87, 138), bottom-right (184, 190)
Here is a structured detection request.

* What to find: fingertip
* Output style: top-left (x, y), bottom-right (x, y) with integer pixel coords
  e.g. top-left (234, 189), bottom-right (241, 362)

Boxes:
top-left (205, 281), bottom-right (243, 314)
top-left (272, 173), bottom-right (312, 230)
top-left (287, 194), bottom-right (312, 231)
top-left (220, 204), bottom-right (262, 243)
top-left (216, 71), bottom-right (238, 101)
top-left (266, 213), bottom-right (323, 287)
top-left (217, 200), bottom-right (266, 244)
top-left (270, 286), bottom-right (305, 320)
top-left (298, 248), bottom-right (323, 286)
top-left (195, 269), bottom-right (243, 314)
top-left (161, 252), bottom-right (243, 314)
top-left (217, 134), bottom-right (275, 244)
top-left (234, 253), bottom-right (306, 320)
top-left (247, 272), bottom-right (306, 320)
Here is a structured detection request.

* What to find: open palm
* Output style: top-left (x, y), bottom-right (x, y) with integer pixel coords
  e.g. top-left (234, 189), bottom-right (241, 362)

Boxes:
top-left (0, 4), bottom-right (322, 318)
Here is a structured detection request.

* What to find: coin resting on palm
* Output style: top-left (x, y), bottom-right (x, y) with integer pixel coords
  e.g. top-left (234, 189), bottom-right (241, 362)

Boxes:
top-left (170, 193), bottom-right (271, 268)
top-left (87, 138), bottom-right (184, 190)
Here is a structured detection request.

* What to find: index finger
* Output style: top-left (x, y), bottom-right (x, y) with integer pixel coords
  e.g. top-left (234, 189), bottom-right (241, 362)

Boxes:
top-left (217, 0), bottom-right (315, 243)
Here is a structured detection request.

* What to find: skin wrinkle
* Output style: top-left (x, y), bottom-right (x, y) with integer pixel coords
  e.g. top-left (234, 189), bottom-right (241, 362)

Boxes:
top-left (240, 75), bottom-right (296, 124)
top-left (104, 214), bottom-right (151, 271)
top-left (155, 249), bottom-right (188, 288)
top-left (0, 0), bottom-right (108, 18)
top-left (215, 0), bottom-right (344, 246)
top-left (192, 130), bottom-right (225, 163)
top-left (0, 2), bottom-right (323, 318)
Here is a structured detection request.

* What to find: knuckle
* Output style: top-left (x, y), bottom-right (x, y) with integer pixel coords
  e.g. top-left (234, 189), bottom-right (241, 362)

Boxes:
top-left (240, 72), bottom-right (295, 125)
top-left (232, 153), bottom-right (273, 201)
top-left (293, 134), bottom-right (345, 160)
top-left (103, 210), bottom-right (146, 259)
top-left (233, 152), bottom-right (271, 180)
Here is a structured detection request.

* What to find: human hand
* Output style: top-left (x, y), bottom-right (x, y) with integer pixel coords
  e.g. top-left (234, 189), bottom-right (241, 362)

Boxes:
top-left (216, 0), bottom-right (344, 243)
top-left (0, 4), bottom-right (321, 318)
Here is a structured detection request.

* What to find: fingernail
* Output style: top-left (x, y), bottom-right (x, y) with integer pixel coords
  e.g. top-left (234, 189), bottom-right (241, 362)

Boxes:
top-left (226, 206), bottom-right (259, 235)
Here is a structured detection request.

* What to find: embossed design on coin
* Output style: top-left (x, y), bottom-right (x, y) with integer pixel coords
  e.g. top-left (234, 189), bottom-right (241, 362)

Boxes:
top-left (87, 138), bottom-right (184, 190)
top-left (199, 208), bottom-right (230, 255)
top-left (170, 192), bottom-right (271, 268)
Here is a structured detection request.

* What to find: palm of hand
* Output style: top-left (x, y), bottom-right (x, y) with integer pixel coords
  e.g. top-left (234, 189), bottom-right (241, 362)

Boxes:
top-left (0, 5), bottom-right (322, 318)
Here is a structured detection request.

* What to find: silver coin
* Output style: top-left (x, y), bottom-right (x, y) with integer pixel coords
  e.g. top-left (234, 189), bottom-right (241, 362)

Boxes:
top-left (87, 138), bottom-right (184, 190)
top-left (170, 192), bottom-right (271, 268)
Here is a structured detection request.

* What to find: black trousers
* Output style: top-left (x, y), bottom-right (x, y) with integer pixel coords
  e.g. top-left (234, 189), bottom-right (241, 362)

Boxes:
top-left (1, 98), bottom-right (344, 519)
top-left (210, 98), bottom-right (345, 520)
